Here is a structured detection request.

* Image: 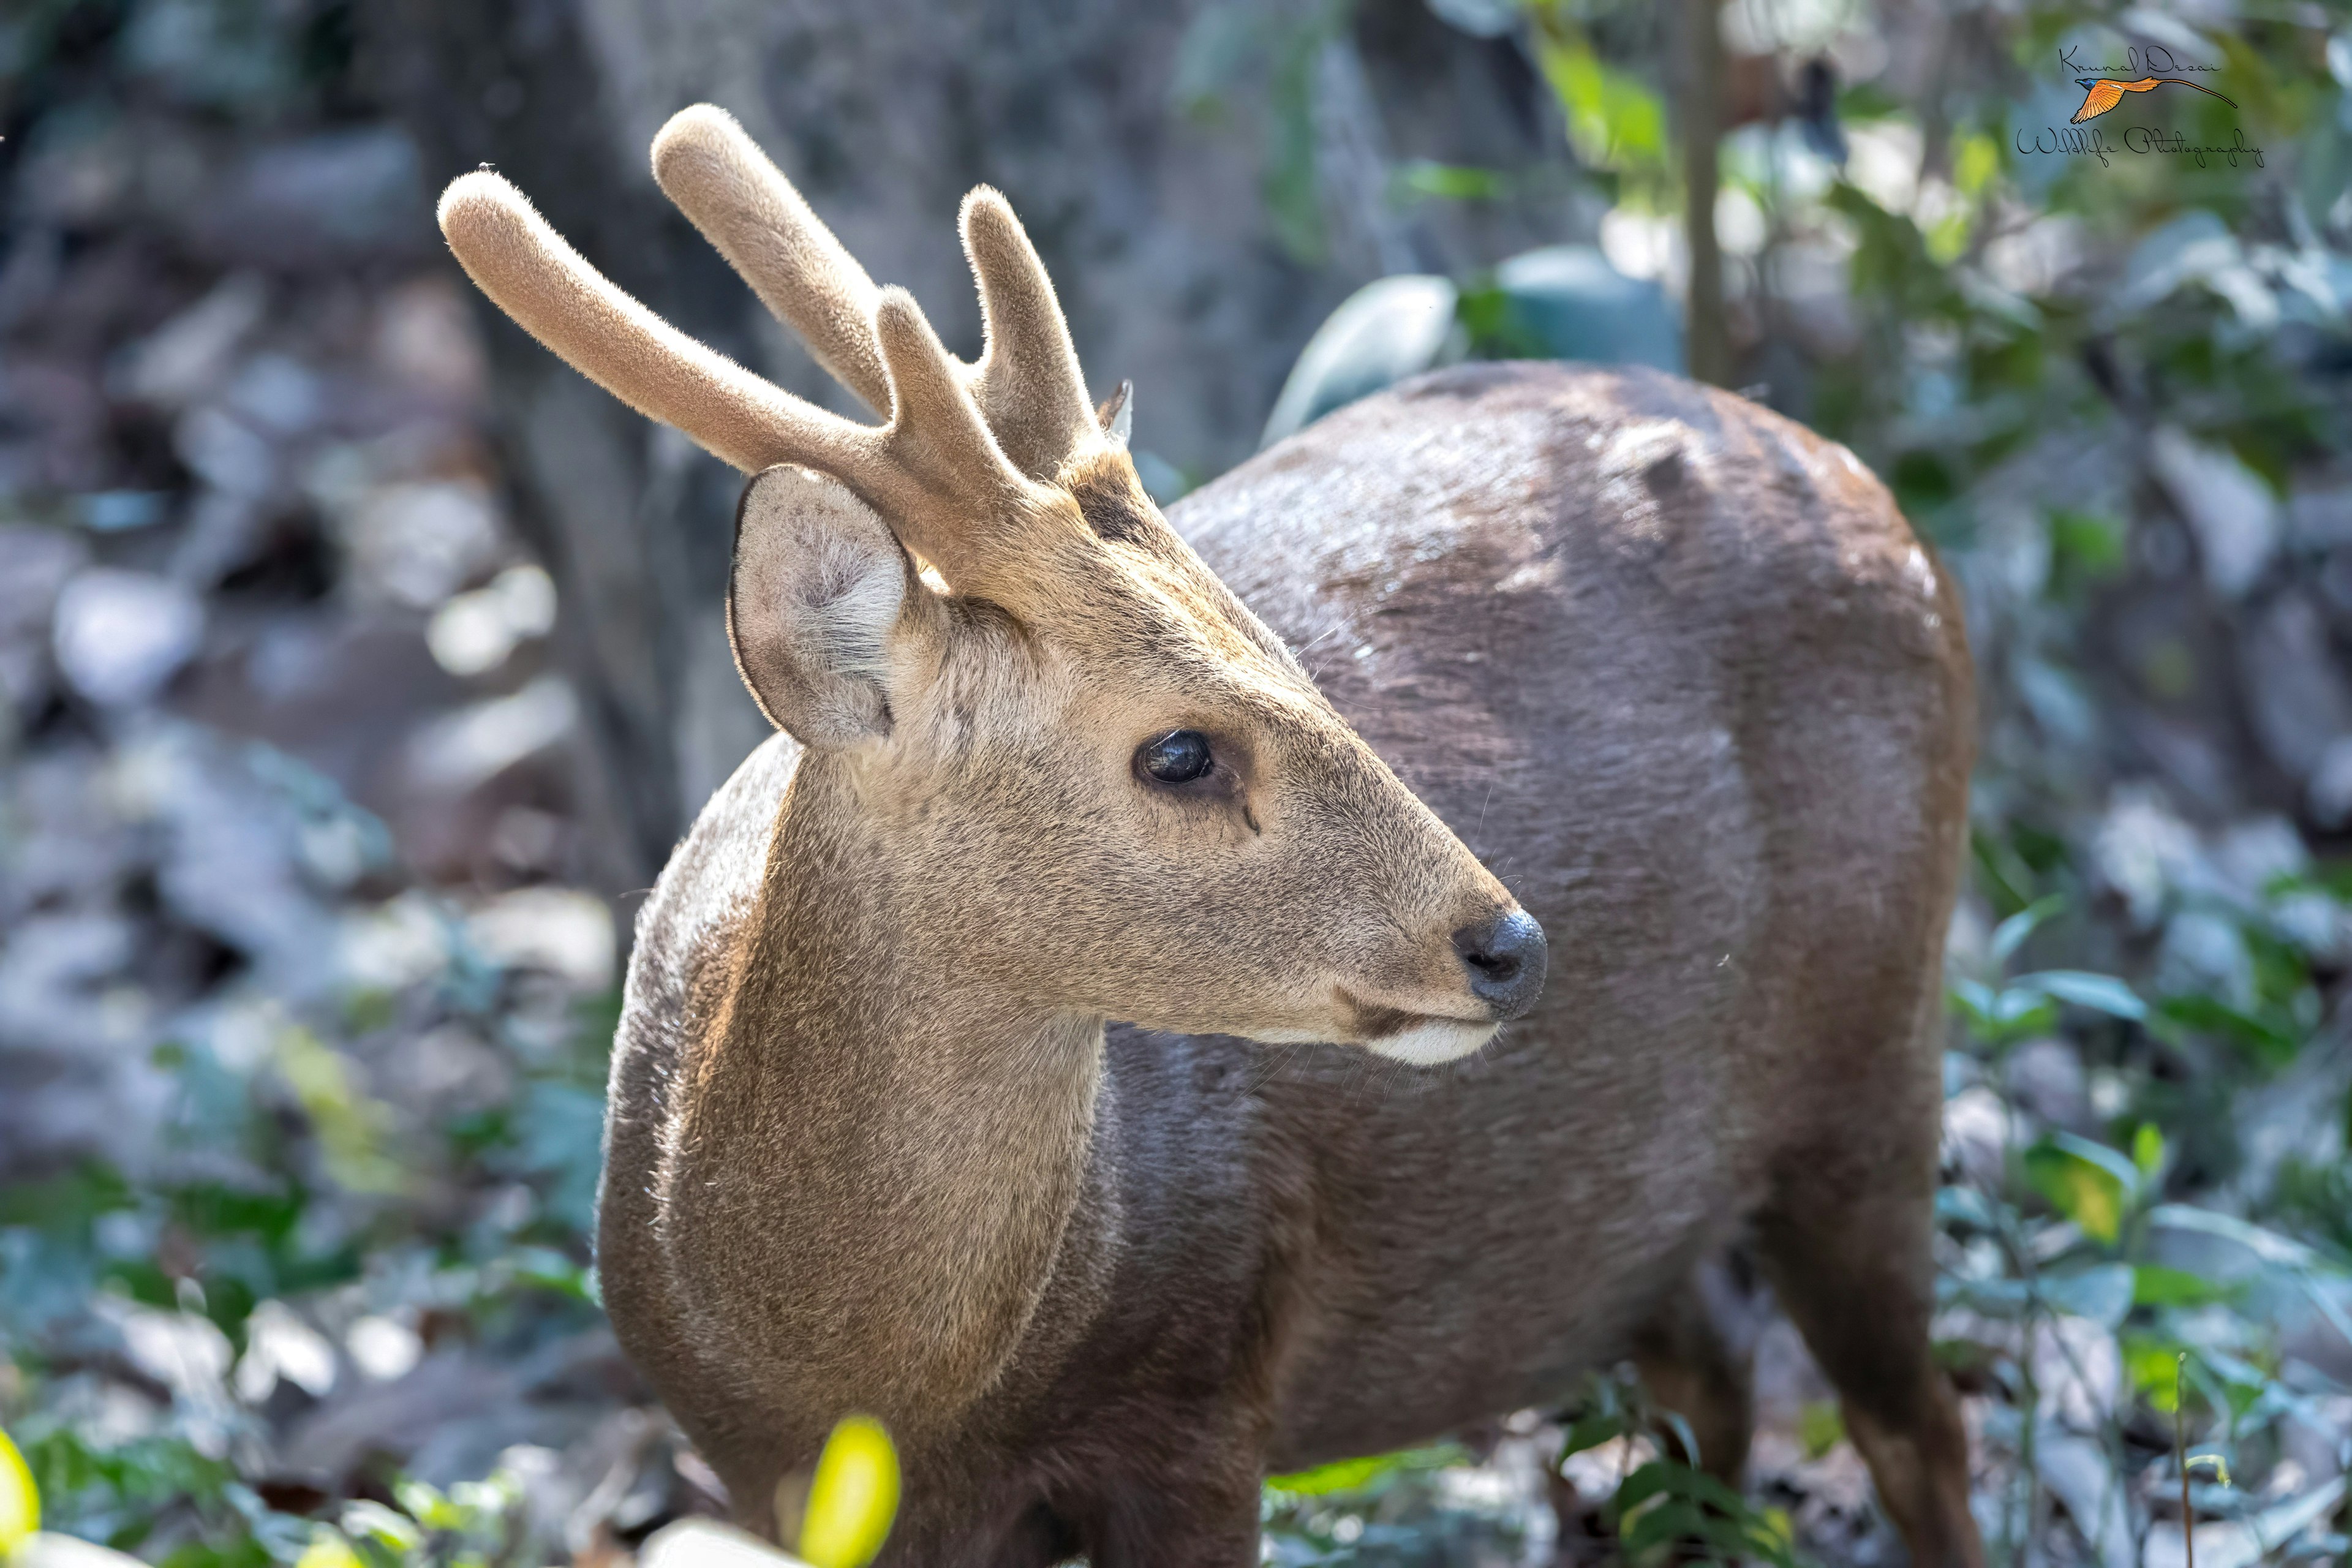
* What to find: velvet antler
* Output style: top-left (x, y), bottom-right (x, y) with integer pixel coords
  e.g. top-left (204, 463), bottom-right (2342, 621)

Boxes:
top-left (648, 104), bottom-right (1104, 483)
top-left (436, 171), bottom-right (1050, 587)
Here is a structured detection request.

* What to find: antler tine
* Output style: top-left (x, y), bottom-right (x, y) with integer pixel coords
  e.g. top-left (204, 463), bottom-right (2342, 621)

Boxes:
top-left (440, 171), bottom-right (1042, 587)
top-left (870, 288), bottom-right (1035, 535)
top-left (437, 172), bottom-right (879, 480)
top-left (644, 107), bottom-right (1101, 484)
top-left (650, 106), bottom-right (895, 419)
top-left (958, 187), bottom-right (1102, 481)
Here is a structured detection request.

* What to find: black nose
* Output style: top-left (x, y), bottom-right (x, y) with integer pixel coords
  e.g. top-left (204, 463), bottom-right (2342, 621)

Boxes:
top-left (1452, 908), bottom-right (1547, 1020)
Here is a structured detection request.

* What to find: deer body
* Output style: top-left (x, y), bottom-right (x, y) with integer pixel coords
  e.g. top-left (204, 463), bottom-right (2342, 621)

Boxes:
top-left (439, 106), bottom-right (1980, 1568)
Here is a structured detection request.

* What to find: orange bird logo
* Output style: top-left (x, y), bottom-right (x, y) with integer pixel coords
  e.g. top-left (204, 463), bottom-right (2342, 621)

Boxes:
top-left (2070, 75), bottom-right (2236, 124)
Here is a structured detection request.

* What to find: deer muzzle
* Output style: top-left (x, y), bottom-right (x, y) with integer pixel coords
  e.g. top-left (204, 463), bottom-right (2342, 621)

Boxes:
top-left (1452, 907), bottom-right (1547, 1021)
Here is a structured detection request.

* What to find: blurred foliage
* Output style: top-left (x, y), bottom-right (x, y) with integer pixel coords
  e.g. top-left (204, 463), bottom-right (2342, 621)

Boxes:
top-left (1524, 0), bottom-right (1670, 205)
top-left (1238, 0), bottom-right (2352, 1562)
top-left (0, 955), bottom-right (618, 1567)
top-left (1173, 0), bottom-right (1359, 263)
top-left (1, 0), bottom-right (362, 130)
top-left (1261, 1444), bottom-right (1515, 1567)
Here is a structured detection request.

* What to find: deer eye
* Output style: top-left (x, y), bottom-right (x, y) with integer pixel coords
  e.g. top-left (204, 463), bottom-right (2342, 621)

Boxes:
top-left (1137, 730), bottom-right (1214, 785)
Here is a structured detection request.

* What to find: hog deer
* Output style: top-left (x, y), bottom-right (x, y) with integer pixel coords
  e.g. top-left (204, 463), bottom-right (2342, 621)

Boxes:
top-left (437, 104), bottom-right (1981, 1568)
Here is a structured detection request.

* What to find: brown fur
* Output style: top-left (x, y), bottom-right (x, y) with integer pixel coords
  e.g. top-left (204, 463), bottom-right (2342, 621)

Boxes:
top-left (441, 108), bottom-right (1984, 1568)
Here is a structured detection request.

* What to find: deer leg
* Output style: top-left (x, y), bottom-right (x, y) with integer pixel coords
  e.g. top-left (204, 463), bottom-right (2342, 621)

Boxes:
top-left (1755, 1149), bottom-right (1983, 1568)
top-left (1630, 1256), bottom-right (1759, 1485)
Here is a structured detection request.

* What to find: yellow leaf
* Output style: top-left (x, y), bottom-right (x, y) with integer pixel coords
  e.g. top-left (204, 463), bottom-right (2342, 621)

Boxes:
top-left (1797, 1401), bottom-right (1845, 1460)
top-left (273, 1028), bottom-right (407, 1196)
top-left (0, 1427), bottom-right (38, 1559)
top-left (293, 1534), bottom-right (364, 1568)
top-left (2022, 1139), bottom-right (2127, 1244)
top-left (1954, 132), bottom-right (2001, 198)
top-left (797, 1417), bottom-right (899, 1568)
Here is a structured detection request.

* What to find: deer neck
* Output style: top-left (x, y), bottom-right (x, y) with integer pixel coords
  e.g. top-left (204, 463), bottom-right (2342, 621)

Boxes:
top-left (668, 754), bottom-right (1105, 1432)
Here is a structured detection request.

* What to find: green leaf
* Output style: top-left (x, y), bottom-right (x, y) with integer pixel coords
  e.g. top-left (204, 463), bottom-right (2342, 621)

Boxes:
top-left (272, 1028), bottom-right (407, 1197)
top-left (1607, 1458), bottom-right (1806, 1567)
top-left (335, 1503), bottom-right (420, 1555)
top-left (1949, 979), bottom-right (2060, 1045)
top-left (1658, 1410), bottom-right (1700, 1472)
top-left (1621, 1498), bottom-right (1709, 1552)
top-left (1265, 1443), bottom-right (1466, 1498)
top-left (1936, 1184), bottom-right (1998, 1231)
top-left (2132, 1264), bottom-right (2237, 1308)
top-left (1989, 894), bottom-right (2067, 965)
top-left (1667, 1465), bottom-right (1755, 1517)
top-left (1752, 1505), bottom-right (1801, 1566)
top-left (1556, 1409), bottom-right (1627, 1462)
top-left (1530, 30), bottom-right (1667, 183)
top-left (2047, 510), bottom-right (2126, 595)
top-left (2147, 1203), bottom-right (2316, 1267)
top-left (2023, 1134), bottom-right (2137, 1243)
top-left (2017, 970), bottom-right (2146, 1022)
top-left (2041, 1262), bottom-right (2135, 1326)
top-left (2132, 1123), bottom-right (2165, 1182)
top-left (2123, 1335), bottom-right (2188, 1411)
top-left (1611, 1460), bottom-right (1673, 1512)
top-left (1394, 160), bottom-right (1507, 202)
top-left (1971, 827), bottom-right (2041, 917)
top-left (2152, 994), bottom-right (2299, 1065)
top-left (390, 1482), bottom-right (457, 1532)
top-left (2286, 860), bottom-right (2352, 903)
top-left (1954, 129), bottom-right (2002, 197)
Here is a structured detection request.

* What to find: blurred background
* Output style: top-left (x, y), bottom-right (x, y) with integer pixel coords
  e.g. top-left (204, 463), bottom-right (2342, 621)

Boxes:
top-left (2, 0), bottom-right (2350, 1564)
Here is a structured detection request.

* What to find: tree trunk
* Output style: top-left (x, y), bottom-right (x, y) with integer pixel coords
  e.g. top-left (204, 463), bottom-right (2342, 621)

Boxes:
top-left (1675, 0), bottom-right (1729, 387)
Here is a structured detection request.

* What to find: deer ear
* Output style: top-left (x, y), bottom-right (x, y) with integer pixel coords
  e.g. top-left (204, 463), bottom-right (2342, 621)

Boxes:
top-left (728, 466), bottom-right (921, 747)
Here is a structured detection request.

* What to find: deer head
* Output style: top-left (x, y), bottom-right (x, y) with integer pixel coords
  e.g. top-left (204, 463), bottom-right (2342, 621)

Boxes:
top-left (437, 106), bottom-right (1542, 1061)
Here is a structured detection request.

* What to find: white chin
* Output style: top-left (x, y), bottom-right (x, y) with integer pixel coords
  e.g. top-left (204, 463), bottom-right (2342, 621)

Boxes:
top-left (1366, 1018), bottom-right (1499, 1065)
